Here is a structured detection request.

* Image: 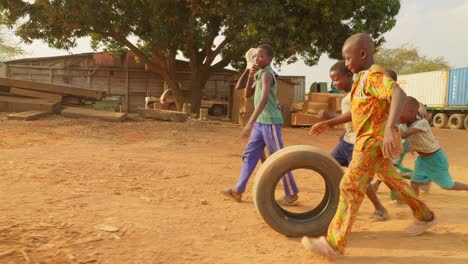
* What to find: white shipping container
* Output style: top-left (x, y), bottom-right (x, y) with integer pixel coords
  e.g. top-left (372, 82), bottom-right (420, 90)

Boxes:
top-left (397, 70), bottom-right (448, 107)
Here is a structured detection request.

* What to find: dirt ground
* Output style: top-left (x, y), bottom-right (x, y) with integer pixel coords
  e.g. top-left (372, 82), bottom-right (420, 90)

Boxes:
top-left (0, 114), bottom-right (467, 264)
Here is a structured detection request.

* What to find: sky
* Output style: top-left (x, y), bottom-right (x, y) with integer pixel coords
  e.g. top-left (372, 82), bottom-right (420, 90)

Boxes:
top-left (5, 0), bottom-right (468, 91)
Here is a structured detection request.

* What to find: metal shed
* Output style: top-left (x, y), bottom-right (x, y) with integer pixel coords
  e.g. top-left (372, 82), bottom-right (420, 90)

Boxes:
top-left (2, 52), bottom-right (236, 112)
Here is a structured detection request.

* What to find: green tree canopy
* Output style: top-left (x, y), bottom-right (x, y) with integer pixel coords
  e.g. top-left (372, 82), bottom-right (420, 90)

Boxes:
top-left (375, 44), bottom-right (450, 75)
top-left (0, 0), bottom-right (400, 111)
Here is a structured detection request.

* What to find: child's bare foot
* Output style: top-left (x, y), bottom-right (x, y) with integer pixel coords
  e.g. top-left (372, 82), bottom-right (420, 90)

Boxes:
top-left (277, 194), bottom-right (298, 206)
top-left (221, 188), bottom-right (242, 202)
top-left (420, 182), bottom-right (431, 194)
top-left (370, 208), bottom-right (389, 222)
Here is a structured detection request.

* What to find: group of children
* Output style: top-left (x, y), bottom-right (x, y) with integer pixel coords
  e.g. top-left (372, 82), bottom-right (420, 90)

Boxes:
top-left (221, 33), bottom-right (468, 258)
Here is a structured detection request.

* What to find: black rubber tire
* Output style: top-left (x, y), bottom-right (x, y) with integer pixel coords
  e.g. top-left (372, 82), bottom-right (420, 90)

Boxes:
top-left (253, 145), bottom-right (344, 237)
top-left (211, 104), bottom-right (225, 116)
top-left (465, 115), bottom-right (468, 130)
top-left (448, 114), bottom-right (465, 129)
top-left (433, 113), bottom-right (448, 128)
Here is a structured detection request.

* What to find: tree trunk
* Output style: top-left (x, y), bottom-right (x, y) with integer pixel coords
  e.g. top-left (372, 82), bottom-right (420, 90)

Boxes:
top-left (190, 71), bottom-right (209, 114)
top-left (156, 59), bottom-right (184, 111)
top-left (165, 76), bottom-right (184, 111)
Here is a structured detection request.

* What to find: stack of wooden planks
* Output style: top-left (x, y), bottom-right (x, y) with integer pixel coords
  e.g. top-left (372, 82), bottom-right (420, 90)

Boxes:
top-left (62, 107), bottom-right (127, 122)
top-left (137, 107), bottom-right (189, 122)
top-left (0, 77), bottom-right (128, 122)
top-left (290, 92), bottom-right (344, 126)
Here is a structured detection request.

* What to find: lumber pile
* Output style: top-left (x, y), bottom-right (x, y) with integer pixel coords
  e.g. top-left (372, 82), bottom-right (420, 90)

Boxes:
top-left (0, 78), bottom-right (105, 100)
top-left (61, 107), bottom-right (127, 122)
top-left (9, 87), bottom-right (63, 101)
top-left (7, 110), bottom-right (51, 121)
top-left (290, 92), bottom-right (344, 126)
top-left (0, 95), bottom-right (61, 114)
top-left (137, 107), bottom-right (189, 122)
top-left (0, 77), bottom-right (131, 122)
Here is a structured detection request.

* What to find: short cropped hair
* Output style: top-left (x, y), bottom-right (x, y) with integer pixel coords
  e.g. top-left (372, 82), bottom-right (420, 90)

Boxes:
top-left (386, 69), bottom-right (397, 81)
top-left (406, 96), bottom-right (420, 109)
top-left (330, 61), bottom-right (352, 76)
top-left (257, 44), bottom-right (275, 58)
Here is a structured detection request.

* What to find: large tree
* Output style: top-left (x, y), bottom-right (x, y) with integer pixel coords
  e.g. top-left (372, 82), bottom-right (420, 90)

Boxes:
top-left (0, 0), bottom-right (400, 112)
top-left (375, 44), bottom-right (450, 74)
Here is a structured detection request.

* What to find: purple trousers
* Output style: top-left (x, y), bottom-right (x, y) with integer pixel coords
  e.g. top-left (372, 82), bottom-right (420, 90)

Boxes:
top-left (235, 123), bottom-right (299, 195)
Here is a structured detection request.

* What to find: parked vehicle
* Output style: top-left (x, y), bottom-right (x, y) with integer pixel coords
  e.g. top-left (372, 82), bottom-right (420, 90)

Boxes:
top-left (398, 68), bottom-right (468, 129)
top-left (160, 88), bottom-right (228, 116)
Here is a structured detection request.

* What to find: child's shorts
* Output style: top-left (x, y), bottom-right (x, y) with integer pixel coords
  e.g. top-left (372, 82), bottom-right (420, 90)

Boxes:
top-left (412, 149), bottom-right (455, 189)
top-left (331, 139), bottom-right (354, 167)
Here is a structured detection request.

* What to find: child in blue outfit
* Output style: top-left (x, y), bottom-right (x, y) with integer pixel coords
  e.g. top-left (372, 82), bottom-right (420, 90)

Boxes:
top-left (222, 44), bottom-right (299, 203)
top-left (399, 96), bottom-right (468, 195)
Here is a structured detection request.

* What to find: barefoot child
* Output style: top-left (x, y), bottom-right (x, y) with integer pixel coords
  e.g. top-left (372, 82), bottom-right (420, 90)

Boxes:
top-left (222, 44), bottom-right (299, 204)
top-left (302, 33), bottom-right (437, 257)
top-left (399, 96), bottom-right (468, 195)
top-left (316, 61), bottom-right (388, 221)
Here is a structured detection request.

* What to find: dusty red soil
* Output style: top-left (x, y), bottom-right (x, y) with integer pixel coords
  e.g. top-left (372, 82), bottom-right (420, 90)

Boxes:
top-left (0, 114), bottom-right (467, 264)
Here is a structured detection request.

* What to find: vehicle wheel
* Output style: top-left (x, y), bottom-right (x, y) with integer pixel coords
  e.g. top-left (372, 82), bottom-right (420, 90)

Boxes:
top-left (465, 115), bottom-right (468, 130)
top-left (433, 113), bottom-right (448, 128)
top-left (211, 104), bottom-right (225, 116)
top-left (253, 145), bottom-right (344, 237)
top-left (448, 114), bottom-right (465, 129)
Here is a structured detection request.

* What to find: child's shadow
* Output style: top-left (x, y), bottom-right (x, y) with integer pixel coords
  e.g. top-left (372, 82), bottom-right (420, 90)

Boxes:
top-left (339, 230), bottom-right (468, 263)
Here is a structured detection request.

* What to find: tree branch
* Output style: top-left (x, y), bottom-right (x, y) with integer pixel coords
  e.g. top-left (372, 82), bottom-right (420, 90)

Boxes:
top-left (109, 32), bottom-right (165, 75)
top-left (210, 57), bottom-right (231, 72)
top-left (203, 17), bottom-right (221, 62)
top-left (204, 37), bottom-right (229, 67)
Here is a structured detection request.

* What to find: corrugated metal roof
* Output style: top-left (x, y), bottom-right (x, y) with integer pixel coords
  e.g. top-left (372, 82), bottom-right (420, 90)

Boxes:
top-left (5, 52), bottom-right (96, 63)
top-left (5, 51), bottom-right (237, 74)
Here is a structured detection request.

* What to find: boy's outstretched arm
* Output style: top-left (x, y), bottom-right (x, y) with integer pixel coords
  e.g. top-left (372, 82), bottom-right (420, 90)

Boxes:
top-left (240, 72), bottom-right (272, 138)
top-left (308, 111), bottom-right (352, 135)
top-left (401, 127), bottom-right (423, 139)
top-left (383, 84), bottom-right (407, 158)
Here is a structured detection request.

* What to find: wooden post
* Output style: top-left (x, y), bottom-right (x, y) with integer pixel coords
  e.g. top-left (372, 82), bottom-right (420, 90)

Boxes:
top-left (125, 59), bottom-right (129, 113)
top-left (199, 108), bottom-right (208, 121)
top-left (107, 72), bottom-right (111, 95)
top-left (6, 64), bottom-right (10, 78)
top-left (182, 103), bottom-right (191, 114)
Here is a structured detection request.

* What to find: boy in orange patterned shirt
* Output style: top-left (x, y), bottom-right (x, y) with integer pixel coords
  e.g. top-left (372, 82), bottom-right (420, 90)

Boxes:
top-left (301, 33), bottom-right (437, 257)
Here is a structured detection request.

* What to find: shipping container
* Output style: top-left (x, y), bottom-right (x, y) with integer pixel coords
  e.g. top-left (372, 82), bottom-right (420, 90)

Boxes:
top-left (447, 67), bottom-right (468, 106)
top-left (280, 75), bottom-right (306, 102)
top-left (398, 69), bottom-right (468, 130)
top-left (397, 70), bottom-right (448, 107)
